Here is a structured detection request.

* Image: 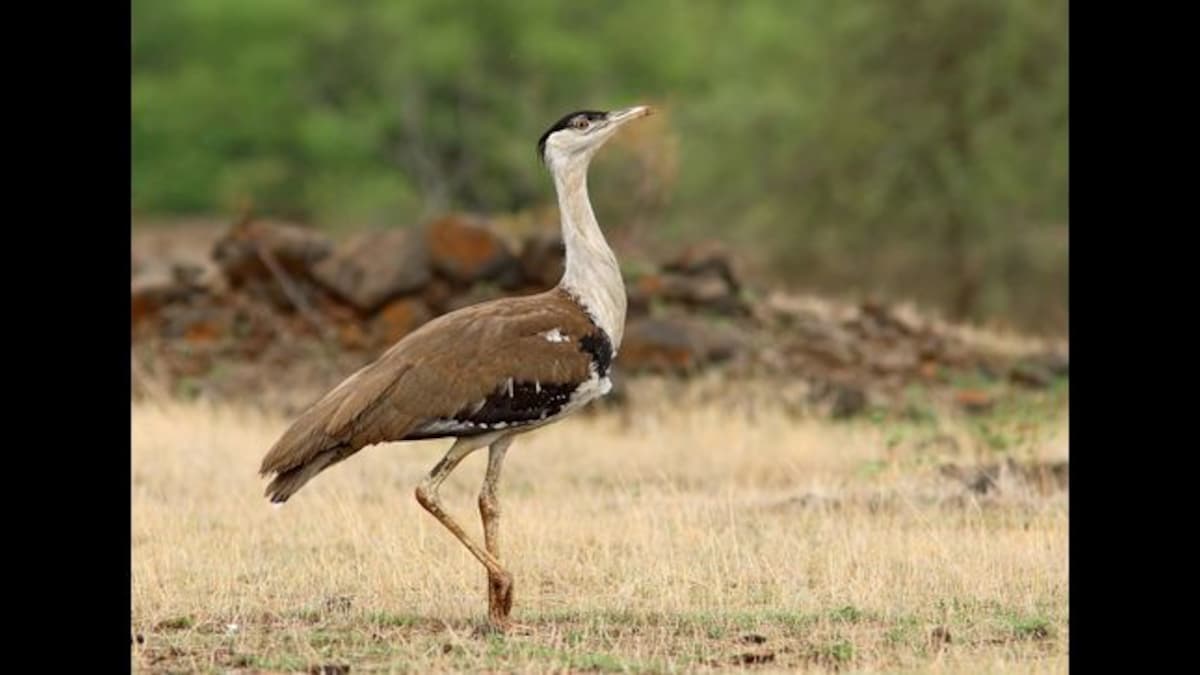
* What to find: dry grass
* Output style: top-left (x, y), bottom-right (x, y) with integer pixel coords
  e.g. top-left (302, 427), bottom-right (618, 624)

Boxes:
top-left (132, 388), bottom-right (1067, 673)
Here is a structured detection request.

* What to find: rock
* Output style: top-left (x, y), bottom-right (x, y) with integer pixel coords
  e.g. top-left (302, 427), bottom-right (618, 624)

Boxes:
top-left (169, 261), bottom-right (205, 287)
top-left (226, 305), bottom-right (276, 359)
top-left (633, 274), bottom-right (665, 299)
top-left (849, 299), bottom-right (917, 341)
top-left (131, 259), bottom-right (222, 333)
top-left (936, 339), bottom-right (973, 368)
top-left (443, 285), bottom-right (508, 314)
top-left (421, 278), bottom-right (456, 314)
top-left (636, 271), bottom-right (747, 316)
top-left (212, 218), bottom-right (332, 287)
top-left (618, 318), bottom-right (704, 373)
top-left (161, 343), bottom-right (213, 379)
top-left (314, 295), bottom-right (359, 324)
top-left (336, 321), bottom-right (370, 351)
top-left (1009, 361), bottom-right (1053, 389)
top-left (866, 345), bottom-right (920, 375)
top-left (761, 291), bottom-right (822, 326)
top-left (830, 383), bottom-right (868, 419)
top-left (702, 322), bottom-right (750, 363)
top-left (426, 213), bottom-right (519, 284)
top-left (311, 228), bottom-right (431, 313)
top-left (131, 273), bottom-right (190, 331)
top-left (617, 317), bottom-right (742, 374)
top-left (183, 319), bottom-right (224, 346)
top-left (1047, 352), bottom-right (1069, 378)
top-left (159, 304), bottom-right (232, 346)
top-left (670, 272), bottom-right (713, 303)
top-left (235, 276), bottom-right (327, 315)
top-left (519, 233), bottom-right (565, 288)
top-left (953, 388), bottom-right (994, 415)
top-left (662, 240), bottom-right (742, 292)
top-left (915, 333), bottom-right (948, 361)
top-left (1032, 349), bottom-right (1069, 378)
top-left (791, 314), bottom-right (858, 367)
top-left (372, 298), bottom-right (433, 344)
top-left (918, 360), bottom-right (941, 381)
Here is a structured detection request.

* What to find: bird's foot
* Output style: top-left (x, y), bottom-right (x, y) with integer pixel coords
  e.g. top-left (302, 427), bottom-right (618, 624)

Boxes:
top-left (486, 571), bottom-right (514, 626)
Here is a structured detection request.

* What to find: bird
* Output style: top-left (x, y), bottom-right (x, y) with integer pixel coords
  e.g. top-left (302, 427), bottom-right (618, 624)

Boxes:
top-left (258, 105), bottom-right (653, 630)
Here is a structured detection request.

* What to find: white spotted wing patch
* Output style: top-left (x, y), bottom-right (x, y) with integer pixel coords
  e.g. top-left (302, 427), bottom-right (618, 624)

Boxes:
top-left (404, 377), bottom-right (582, 440)
top-left (403, 324), bottom-right (615, 441)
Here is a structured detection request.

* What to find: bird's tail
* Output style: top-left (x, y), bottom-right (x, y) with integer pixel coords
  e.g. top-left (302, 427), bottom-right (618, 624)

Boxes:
top-left (262, 448), bottom-right (343, 503)
top-left (258, 360), bottom-right (402, 503)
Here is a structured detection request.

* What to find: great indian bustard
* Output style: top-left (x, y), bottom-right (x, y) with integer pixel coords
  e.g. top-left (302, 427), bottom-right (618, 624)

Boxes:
top-left (259, 105), bottom-right (652, 629)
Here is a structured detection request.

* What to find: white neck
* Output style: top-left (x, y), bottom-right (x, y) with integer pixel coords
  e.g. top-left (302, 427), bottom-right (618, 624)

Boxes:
top-left (552, 160), bottom-right (627, 351)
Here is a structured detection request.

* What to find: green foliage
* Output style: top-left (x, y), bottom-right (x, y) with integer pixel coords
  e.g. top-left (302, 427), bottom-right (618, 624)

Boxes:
top-left (1003, 613), bottom-right (1054, 640)
top-left (814, 638), bottom-right (855, 664)
top-left (155, 615), bottom-right (194, 631)
top-left (366, 612), bottom-right (420, 628)
top-left (829, 605), bottom-right (867, 623)
top-left (133, 0), bottom-right (1067, 331)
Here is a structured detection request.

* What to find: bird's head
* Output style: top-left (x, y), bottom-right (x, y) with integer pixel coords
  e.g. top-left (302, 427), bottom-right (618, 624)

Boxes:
top-left (538, 106), bottom-right (653, 171)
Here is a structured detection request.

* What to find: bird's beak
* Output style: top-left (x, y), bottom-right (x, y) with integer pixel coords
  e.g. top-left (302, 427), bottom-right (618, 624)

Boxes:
top-left (574, 105), bottom-right (653, 159)
top-left (606, 105), bottom-right (653, 128)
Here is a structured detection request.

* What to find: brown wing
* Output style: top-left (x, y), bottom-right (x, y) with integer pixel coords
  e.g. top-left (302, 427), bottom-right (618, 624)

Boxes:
top-left (259, 289), bottom-right (602, 502)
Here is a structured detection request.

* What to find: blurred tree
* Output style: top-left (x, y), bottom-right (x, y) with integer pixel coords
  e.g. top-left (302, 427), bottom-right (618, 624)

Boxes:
top-left (132, 0), bottom-right (1067, 332)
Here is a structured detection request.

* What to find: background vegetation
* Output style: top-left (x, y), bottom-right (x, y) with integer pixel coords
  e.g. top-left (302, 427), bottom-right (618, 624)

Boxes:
top-left (132, 0), bottom-right (1068, 334)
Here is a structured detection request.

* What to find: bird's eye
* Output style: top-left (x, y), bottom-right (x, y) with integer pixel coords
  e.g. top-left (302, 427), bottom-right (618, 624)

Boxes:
top-left (572, 117), bottom-right (590, 130)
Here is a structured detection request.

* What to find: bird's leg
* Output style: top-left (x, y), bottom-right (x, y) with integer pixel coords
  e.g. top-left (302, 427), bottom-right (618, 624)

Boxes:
top-left (414, 436), bottom-right (514, 629)
top-left (478, 436), bottom-right (514, 625)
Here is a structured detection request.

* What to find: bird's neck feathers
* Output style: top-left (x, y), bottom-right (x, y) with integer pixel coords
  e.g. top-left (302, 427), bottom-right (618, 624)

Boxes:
top-left (553, 160), bottom-right (627, 351)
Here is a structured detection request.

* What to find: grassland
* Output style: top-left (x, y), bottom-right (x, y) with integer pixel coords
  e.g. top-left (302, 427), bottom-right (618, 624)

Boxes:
top-left (132, 381), bottom-right (1068, 673)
